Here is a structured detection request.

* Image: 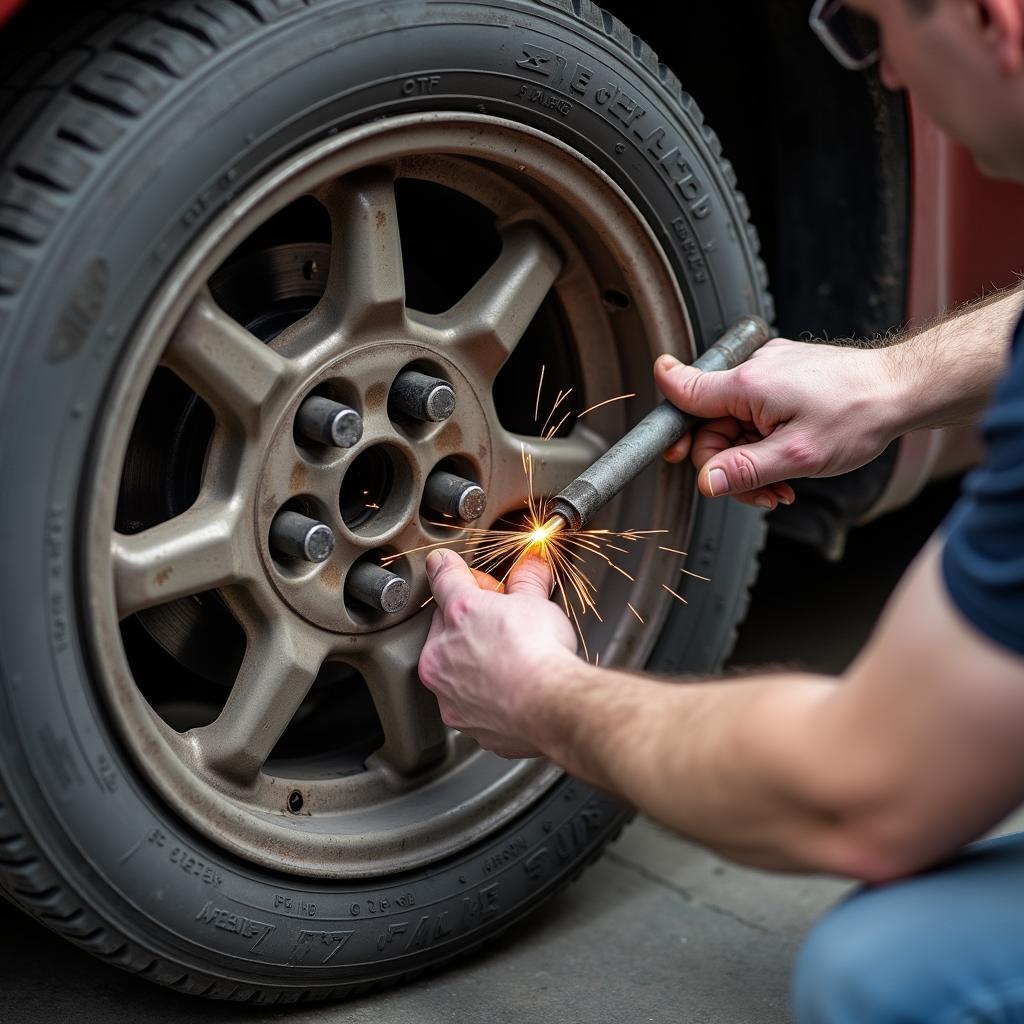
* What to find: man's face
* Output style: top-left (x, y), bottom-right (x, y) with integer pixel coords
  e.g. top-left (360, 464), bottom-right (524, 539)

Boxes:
top-left (849, 0), bottom-right (1024, 181)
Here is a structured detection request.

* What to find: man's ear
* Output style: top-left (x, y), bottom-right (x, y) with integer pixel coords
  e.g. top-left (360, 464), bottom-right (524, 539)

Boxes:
top-left (974, 0), bottom-right (1024, 74)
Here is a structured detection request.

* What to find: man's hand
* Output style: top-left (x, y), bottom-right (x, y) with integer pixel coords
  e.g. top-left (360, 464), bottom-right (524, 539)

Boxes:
top-left (418, 549), bottom-right (578, 758)
top-left (655, 284), bottom-right (1024, 511)
top-left (655, 339), bottom-right (901, 510)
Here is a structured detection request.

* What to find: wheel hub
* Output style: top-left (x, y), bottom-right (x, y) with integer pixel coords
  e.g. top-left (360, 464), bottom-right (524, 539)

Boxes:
top-left (253, 342), bottom-right (492, 634)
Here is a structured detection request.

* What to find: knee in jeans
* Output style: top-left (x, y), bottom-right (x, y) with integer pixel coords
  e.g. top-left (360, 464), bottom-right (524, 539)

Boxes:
top-left (792, 892), bottom-right (924, 1024)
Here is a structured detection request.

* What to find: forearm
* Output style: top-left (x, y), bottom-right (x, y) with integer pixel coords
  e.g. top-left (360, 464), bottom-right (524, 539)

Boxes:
top-left (534, 659), bottom-right (856, 874)
top-left (880, 282), bottom-right (1024, 434)
top-left (530, 545), bottom-right (1024, 881)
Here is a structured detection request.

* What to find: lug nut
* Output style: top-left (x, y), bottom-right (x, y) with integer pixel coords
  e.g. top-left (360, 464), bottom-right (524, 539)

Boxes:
top-left (270, 511), bottom-right (335, 563)
top-left (346, 562), bottom-right (411, 615)
top-left (296, 396), bottom-right (363, 448)
top-left (423, 471), bottom-right (487, 522)
top-left (390, 370), bottom-right (456, 423)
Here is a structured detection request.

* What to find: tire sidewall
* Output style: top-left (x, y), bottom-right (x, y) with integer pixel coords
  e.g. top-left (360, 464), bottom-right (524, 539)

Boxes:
top-left (0, 0), bottom-right (767, 987)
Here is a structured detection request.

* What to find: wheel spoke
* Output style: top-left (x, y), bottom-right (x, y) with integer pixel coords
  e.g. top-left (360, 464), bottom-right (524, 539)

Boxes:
top-left (112, 498), bottom-right (245, 618)
top-left (190, 622), bottom-right (324, 784)
top-left (320, 167), bottom-right (406, 335)
top-left (490, 428), bottom-right (605, 514)
top-left (437, 222), bottom-right (563, 376)
top-left (163, 290), bottom-right (289, 432)
top-left (359, 624), bottom-right (448, 776)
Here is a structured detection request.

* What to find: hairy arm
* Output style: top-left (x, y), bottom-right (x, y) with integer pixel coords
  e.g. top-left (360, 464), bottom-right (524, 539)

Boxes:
top-left (884, 283), bottom-right (1024, 431)
top-left (656, 284), bottom-right (1024, 510)
top-left (534, 542), bottom-right (1024, 879)
top-left (420, 544), bottom-right (1024, 881)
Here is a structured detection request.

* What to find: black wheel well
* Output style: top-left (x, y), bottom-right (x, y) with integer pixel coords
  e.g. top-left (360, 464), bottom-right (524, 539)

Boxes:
top-left (607, 0), bottom-right (910, 342)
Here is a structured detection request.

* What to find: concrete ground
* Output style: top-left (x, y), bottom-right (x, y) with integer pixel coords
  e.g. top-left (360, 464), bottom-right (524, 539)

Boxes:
top-left (1, 481), bottom-right (980, 1024)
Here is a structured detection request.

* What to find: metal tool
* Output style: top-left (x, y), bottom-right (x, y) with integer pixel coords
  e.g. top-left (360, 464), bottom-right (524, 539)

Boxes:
top-left (548, 316), bottom-right (772, 532)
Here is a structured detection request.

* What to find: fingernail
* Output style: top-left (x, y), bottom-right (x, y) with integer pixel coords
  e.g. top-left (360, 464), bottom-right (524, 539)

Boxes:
top-left (754, 495), bottom-right (775, 510)
top-left (658, 354), bottom-right (681, 371)
top-left (426, 550), bottom-right (444, 577)
top-left (778, 496), bottom-right (794, 507)
top-left (708, 467), bottom-right (728, 497)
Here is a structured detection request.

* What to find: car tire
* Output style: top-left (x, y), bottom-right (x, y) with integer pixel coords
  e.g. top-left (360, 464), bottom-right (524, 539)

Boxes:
top-left (0, 0), bottom-right (772, 1001)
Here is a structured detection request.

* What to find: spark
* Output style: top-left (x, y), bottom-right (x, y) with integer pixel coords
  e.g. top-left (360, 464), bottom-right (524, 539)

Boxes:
top-left (679, 567), bottom-right (711, 582)
top-left (577, 393), bottom-right (637, 420)
top-left (540, 387), bottom-right (573, 438)
top-left (384, 376), bottom-right (710, 659)
top-left (544, 409), bottom-right (574, 441)
top-left (657, 544), bottom-right (708, 580)
top-left (525, 518), bottom-right (561, 548)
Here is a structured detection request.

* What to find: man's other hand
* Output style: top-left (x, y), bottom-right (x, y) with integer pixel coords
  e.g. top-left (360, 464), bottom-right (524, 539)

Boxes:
top-left (418, 549), bottom-right (578, 758)
top-left (655, 338), bottom-right (901, 510)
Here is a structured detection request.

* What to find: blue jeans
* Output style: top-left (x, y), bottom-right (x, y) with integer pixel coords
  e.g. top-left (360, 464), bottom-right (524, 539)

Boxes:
top-left (793, 831), bottom-right (1024, 1023)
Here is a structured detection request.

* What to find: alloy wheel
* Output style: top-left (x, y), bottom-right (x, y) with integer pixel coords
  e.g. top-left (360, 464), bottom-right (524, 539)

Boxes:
top-left (85, 113), bottom-right (695, 878)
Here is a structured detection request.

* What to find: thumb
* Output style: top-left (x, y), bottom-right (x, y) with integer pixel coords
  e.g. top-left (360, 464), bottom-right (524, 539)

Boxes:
top-left (698, 430), bottom-right (818, 498)
top-left (506, 553), bottom-right (554, 599)
top-left (655, 354), bottom-right (740, 420)
top-left (425, 549), bottom-right (479, 609)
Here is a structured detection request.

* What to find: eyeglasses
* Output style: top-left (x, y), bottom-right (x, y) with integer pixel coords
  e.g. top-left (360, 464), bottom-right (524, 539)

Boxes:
top-left (809, 0), bottom-right (881, 71)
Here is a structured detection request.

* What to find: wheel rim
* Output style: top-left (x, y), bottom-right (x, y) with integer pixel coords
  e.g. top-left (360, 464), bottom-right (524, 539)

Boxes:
top-left (85, 113), bottom-right (696, 878)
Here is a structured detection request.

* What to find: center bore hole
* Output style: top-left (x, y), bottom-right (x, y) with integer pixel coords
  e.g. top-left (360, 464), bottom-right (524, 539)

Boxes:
top-left (340, 446), bottom-right (395, 530)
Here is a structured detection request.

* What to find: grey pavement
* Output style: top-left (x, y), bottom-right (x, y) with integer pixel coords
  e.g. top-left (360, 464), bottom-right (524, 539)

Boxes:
top-left (2, 480), bottom-right (994, 1024)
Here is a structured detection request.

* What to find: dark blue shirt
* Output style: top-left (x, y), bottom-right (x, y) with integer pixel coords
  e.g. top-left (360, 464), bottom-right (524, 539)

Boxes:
top-left (942, 318), bottom-right (1024, 656)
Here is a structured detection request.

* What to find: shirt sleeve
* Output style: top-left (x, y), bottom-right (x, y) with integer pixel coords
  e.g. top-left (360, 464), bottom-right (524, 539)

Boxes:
top-left (942, 333), bottom-right (1024, 657)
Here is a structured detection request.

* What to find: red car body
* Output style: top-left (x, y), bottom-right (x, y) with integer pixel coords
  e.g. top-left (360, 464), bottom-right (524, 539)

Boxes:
top-left (909, 106), bottom-right (1024, 320)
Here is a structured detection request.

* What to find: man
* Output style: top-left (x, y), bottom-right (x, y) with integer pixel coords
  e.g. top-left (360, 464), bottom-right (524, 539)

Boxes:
top-left (417, 1), bottom-right (1024, 1019)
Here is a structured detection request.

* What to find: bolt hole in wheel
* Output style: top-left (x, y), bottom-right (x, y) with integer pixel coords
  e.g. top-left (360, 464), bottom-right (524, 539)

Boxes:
top-left (90, 114), bottom-right (695, 877)
top-left (602, 288), bottom-right (632, 312)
